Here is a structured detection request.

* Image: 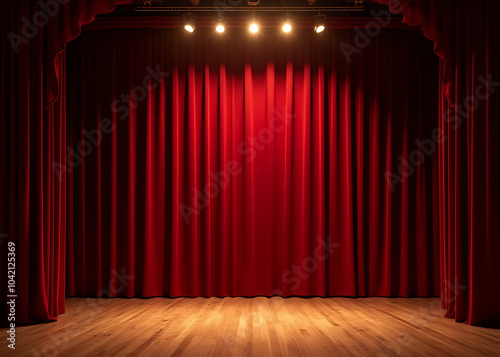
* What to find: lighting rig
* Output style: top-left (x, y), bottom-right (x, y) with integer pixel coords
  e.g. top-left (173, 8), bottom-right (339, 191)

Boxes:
top-left (135, 0), bottom-right (365, 34)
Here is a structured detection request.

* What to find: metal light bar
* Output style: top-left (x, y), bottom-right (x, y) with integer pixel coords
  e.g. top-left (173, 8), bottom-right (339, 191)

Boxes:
top-left (135, 6), bottom-right (364, 12)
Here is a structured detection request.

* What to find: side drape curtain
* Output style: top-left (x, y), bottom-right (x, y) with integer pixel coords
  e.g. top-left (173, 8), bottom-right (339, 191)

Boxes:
top-left (0, 0), bottom-right (130, 325)
top-left (376, 0), bottom-right (500, 326)
top-left (65, 28), bottom-right (439, 298)
top-left (0, 2), bottom-right (66, 325)
top-left (437, 2), bottom-right (500, 326)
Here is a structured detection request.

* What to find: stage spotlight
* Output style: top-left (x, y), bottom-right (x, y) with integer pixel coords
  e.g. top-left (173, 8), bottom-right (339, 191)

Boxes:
top-left (216, 19), bottom-right (225, 33)
top-left (314, 15), bottom-right (326, 33)
top-left (282, 21), bottom-right (292, 33)
top-left (216, 24), bottom-right (225, 33)
top-left (184, 16), bottom-right (195, 33)
top-left (249, 22), bottom-right (259, 33)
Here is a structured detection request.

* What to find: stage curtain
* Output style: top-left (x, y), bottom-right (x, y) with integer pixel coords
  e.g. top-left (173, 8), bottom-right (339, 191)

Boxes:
top-left (0, 2), bottom-right (67, 325)
top-left (65, 27), bottom-right (439, 298)
top-left (375, 0), bottom-right (500, 326)
top-left (0, 0), bottom-right (130, 325)
top-left (437, 2), bottom-right (500, 326)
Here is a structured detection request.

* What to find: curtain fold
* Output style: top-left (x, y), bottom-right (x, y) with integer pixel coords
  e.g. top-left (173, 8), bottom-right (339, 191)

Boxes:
top-left (65, 28), bottom-right (440, 298)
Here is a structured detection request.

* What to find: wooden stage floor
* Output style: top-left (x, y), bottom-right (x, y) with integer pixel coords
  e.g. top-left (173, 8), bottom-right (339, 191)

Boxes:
top-left (8, 297), bottom-right (500, 356)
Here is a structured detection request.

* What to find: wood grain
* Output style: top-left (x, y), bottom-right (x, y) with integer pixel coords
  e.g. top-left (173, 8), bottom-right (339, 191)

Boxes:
top-left (6, 297), bottom-right (500, 356)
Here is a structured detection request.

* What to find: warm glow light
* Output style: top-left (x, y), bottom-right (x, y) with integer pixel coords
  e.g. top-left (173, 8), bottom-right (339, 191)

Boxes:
top-left (216, 23), bottom-right (225, 33)
top-left (314, 25), bottom-right (325, 33)
top-left (184, 16), bottom-right (195, 33)
top-left (314, 15), bottom-right (326, 34)
top-left (282, 22), bottom-right (292, 33)
top-left (249, 23), bottom-right (259, 33)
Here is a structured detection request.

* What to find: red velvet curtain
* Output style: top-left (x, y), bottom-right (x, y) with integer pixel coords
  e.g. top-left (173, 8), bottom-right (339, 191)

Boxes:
top-left (375, 0), bottom-right (500, 326)
top-left (0, 0), bottom-right (129, 325)
top-left (0, 1), bottom-right (67, 325)
top-left (65, 27), bottom-right (439, 298)
top-left (437, 2), bottom-right (500, 326)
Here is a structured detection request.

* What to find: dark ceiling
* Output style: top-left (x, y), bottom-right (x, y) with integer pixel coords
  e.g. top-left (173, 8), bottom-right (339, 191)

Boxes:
top-left (98, 0), bottom-right (394, 18)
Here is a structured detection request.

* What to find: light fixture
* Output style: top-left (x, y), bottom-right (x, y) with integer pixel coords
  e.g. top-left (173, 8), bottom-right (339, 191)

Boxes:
top-left (282, 21), bottom-right (292, 33)
top-left (249, 20), bottom-right (259, 33)
top-left (282, 13), bottom-right (292, 33)
top-left (216, 18), bottom-right (225, 33)
top-left (184, 15), bottom-right (195, 33)
top-left (314, 15), bottom-right (326, 33)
